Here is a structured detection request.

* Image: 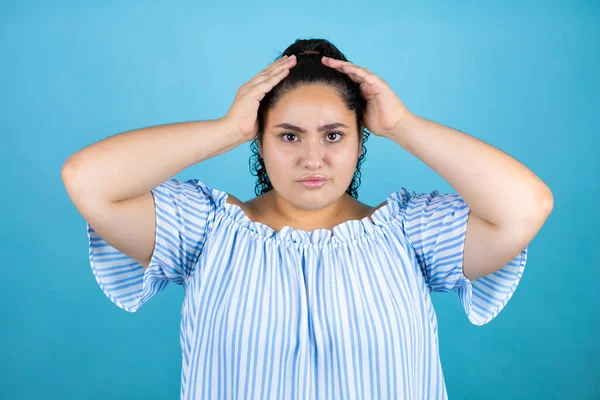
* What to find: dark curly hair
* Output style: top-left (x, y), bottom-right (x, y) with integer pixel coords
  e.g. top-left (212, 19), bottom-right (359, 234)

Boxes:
top-left (249, 38), bottom-right (371, 199)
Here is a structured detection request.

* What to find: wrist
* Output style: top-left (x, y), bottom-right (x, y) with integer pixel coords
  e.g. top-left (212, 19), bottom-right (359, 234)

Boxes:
top-left (218, 116), bottom-right (250, 145)
top-left (385, 111), bottom-right (417, 145)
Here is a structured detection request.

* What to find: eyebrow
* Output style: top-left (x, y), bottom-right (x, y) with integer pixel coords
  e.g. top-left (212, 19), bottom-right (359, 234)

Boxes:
top-left (273, 122), bottom-right (350, 133)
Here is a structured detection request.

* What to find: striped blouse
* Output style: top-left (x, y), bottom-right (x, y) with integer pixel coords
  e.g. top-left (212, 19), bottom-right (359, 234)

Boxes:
top-left (87, 178), bottom-right (527, 399)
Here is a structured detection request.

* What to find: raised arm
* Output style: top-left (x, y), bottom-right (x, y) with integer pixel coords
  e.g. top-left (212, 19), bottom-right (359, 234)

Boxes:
top-left (61, 118), bottom-right (244, 267)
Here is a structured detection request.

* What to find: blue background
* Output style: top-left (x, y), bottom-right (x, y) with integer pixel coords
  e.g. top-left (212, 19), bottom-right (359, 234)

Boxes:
top-left (1, 0), bottom-right (598, 398)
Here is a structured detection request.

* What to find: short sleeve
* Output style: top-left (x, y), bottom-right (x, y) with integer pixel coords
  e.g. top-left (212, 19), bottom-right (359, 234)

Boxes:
top-left (86, 178), bottom-right (215, 313)
top-left (399, 188), bottom-right (527, 326)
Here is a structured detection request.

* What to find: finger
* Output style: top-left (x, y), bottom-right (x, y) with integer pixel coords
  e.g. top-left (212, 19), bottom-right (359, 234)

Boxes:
top-left (339, 64), bottom-right (382, 87)
top-left (324, 62), bottom-right (364, 85)
top-left (322, 56), bottom-right (354, 68)
top-left (251, 57), bottom-right (296, 86)
top-left (255, 65), bottom-right (292, 93)
top-left (340, 67), bottom-right (363, 83)
top-left (250, 56), bottom-right (296, 86)
top-left (263, 55), bottom-right (296, 75)
top-left (322, 57), bottom-right (366, 81)
top-left (339, 70), bottom-right (362, 84)
top-left (322, 57), bottom-right (377, 77)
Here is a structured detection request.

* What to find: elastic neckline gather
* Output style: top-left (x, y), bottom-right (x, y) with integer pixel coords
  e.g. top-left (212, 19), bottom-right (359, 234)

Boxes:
top-left (205, 185), bottom-right (405, 247)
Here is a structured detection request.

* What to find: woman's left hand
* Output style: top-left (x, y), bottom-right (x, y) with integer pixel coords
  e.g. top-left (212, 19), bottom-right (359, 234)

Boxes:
top-left (322, 56), bottom-right (411, 139)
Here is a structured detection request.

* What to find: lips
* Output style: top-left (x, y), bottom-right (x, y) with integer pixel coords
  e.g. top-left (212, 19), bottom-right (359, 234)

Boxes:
top-left (298, 179), bottom-right (328, 188)
top-left (298, 175), bottom-right (328, 182)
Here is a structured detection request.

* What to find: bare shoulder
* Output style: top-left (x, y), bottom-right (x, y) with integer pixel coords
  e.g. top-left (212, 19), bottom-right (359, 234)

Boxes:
top-left (223, 191), bottom-right (261, 220)
top-left (224, 191), bottom-right (388, 226)
top-left (358, 199), bottom-right (388, 221)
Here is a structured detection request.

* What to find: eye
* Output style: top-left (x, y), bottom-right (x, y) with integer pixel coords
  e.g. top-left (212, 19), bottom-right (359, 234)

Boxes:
top-left (280, 132), bottom-right (298, 142)
top-left (279, 131), bottom-right (344, 143)
top-left (326, 131), bottom-right (344, 142)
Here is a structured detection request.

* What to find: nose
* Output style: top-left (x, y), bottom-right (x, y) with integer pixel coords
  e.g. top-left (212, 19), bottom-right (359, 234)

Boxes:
top-left (300, 141), bottom-right (324, 169)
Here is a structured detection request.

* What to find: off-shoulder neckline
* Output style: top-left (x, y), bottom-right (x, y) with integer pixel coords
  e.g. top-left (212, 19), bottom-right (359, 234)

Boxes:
top-left (205, 185), bottom-right (406, 247)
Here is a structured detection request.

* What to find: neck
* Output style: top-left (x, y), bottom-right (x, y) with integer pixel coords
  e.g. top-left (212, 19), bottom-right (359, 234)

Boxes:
top-left (268, 190), bottom-right (352, 229)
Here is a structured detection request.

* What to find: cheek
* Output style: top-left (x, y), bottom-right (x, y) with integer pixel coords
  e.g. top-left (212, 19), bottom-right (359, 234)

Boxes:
top-left (262, 147), bottom-right (293, 180)
top-left (268, 147), bottom-right (295, 165)
top-left (331, 146), bottom-right (359, 166)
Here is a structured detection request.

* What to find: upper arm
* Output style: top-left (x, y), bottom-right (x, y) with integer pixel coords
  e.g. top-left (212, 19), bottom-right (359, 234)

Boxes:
top-left (461, 213), bottom-right (510, 281)
top-left (401, 188), bottom-right (530, 287)
top-left (63, 171), bottom-right (215, 312)
top-left (398, 187), bottom-right (529, 325)
top-left (84, 193), bottom-right (156, 268)
top-left (62, 162), bottom-right (157, 268)
top-left (462, 207), bottom-right (550, 281)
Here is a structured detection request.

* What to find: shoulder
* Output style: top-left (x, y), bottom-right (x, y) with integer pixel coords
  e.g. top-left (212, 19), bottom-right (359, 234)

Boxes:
top-left (225, 191), bottom-right (262, 221)
top-left (353, 198), bottom-right (388, 220)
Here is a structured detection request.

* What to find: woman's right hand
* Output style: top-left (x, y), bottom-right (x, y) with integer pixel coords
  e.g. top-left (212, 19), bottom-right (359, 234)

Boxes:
top-left (222, 54), bottom-right (297, 142)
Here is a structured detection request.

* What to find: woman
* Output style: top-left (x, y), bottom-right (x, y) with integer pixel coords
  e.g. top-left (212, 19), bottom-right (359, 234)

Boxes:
top-left (62, 38), bottom-right (553, 399)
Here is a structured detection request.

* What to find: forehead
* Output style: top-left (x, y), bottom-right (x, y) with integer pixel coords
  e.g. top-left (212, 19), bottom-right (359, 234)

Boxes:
top-left (267, 84), bottom-right (354, 125)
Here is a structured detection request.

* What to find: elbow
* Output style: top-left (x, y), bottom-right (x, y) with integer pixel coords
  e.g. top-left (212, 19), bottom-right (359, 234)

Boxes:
top-left (61, 157), bottom-right (87, 199)
top-left (495, 189), bottom-right (554, 236)
top-left (537, 187), bottom-right (554, 218)
top-left (61, 154), bottom-right (86, 186)
top-left (61, 158), bottom-right (77, 183)
top-left (527, 190), bottom-right (554, 236)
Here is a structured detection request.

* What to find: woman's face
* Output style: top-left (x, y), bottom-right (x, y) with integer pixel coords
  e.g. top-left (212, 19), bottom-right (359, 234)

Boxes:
top-left (258, 84), bottom-right (363, 212)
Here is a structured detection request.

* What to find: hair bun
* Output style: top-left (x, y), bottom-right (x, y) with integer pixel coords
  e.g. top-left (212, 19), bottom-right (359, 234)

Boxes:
top-left (298, 50), bottom-right (322, 56)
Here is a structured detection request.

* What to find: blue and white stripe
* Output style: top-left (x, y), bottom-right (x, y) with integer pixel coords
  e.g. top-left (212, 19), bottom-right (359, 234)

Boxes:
top-left (87, 178), bottom-right (527, 399)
